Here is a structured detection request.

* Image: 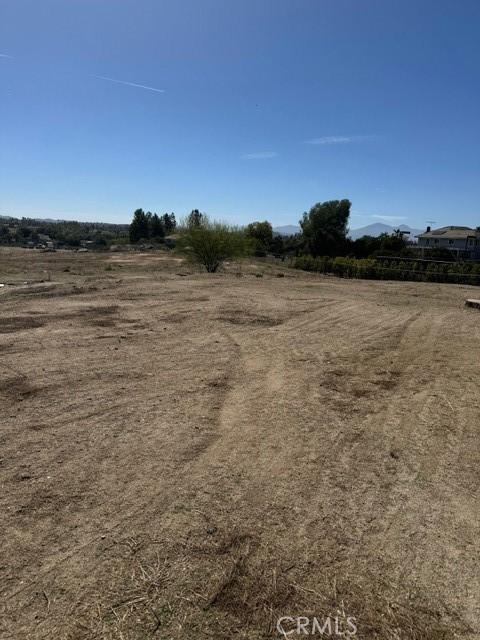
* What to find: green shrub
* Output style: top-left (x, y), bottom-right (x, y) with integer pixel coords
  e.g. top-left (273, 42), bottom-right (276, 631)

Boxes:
top-left (293, 255), bottom-right (480, 286)
top-left (177, 217), bottom-right (248, 273)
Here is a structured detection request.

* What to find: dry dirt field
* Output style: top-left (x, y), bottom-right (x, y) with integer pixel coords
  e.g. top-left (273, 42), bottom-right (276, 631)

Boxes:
top-left (0, 247), bottom-right (479, 639)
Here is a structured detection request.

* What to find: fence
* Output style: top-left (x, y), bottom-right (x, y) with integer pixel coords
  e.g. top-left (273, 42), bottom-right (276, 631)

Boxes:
top-left (293, 255), bottom-right (480, 286)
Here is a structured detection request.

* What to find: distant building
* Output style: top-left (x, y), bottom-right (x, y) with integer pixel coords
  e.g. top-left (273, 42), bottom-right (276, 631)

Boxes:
top-left (415, 226), bottom-right (480, 260)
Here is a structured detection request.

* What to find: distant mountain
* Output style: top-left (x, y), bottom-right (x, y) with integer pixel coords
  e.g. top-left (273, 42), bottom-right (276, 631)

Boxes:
top-left (348, 223), bottom-right (423, 241)
top-left (273, 225), bottom-right (301, 236)
top-left (349, 223), bottom-right (391, 239)
top-left (0, 214), bottom-right (62, 223)
top-left (273, 222), bottom-right (423, 241)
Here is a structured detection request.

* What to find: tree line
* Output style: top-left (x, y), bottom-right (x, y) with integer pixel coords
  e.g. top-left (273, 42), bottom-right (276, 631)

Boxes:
top-left (5, 202), bottom-right (468, 288)
top-left (0, 217), bottom-right (129, 247)
top-left (126, 200), bottom-right (419, 273)
top-left (128, 210), bottom-right (176, 243)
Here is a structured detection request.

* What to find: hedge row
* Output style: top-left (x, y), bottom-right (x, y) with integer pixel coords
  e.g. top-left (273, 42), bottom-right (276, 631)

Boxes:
top-left (293, 255), bottom-right (480, 285)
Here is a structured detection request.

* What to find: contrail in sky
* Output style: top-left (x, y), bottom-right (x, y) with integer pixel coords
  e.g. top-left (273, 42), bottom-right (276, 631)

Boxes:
top-left (92, 74), bottom-right (165, 93)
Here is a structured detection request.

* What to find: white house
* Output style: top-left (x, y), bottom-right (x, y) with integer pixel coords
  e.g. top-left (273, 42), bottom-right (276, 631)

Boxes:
top-left (415, 226), bottom-right (480, 260)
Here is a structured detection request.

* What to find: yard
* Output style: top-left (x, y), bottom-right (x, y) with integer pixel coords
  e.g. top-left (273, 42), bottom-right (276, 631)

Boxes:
top-left (1, 248), bottom-right (479, 639)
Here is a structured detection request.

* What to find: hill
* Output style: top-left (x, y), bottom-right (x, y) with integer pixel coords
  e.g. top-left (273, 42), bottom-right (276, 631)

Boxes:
top-left (273, 222), bottom-right (423, 241)
top-left (349, 223), bottom-right (423, 241)
top-left (273, 224), bottom-right (301, 236)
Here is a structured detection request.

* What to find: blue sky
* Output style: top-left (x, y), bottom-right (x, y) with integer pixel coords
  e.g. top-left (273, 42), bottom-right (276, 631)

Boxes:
top-left (1, 0), bottom-right (479, 229)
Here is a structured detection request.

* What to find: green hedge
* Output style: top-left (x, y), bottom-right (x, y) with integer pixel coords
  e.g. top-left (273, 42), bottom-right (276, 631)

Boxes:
top-left (294, 255), bottom-right (480, 286)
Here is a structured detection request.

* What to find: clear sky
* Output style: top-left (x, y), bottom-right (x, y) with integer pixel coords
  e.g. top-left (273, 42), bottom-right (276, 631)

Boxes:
top-left (1, 0), bottom-right (479, 229)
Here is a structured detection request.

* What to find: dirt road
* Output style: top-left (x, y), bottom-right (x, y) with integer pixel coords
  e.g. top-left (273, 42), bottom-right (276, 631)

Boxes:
top-left (1, 248), bottom-right (479, 639)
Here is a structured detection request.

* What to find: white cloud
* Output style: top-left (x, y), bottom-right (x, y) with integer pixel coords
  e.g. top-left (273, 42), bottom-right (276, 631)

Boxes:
top-left (371, 214), bottom-right (407, 221)
top-left (304, 135), bottom-right (375, 145)
top-left (241, 151), bottom-right (278, 159)
top-left (351, 211), bottom-right (408, 222)
top-left (92, 75), bottom-right (165, 93)
top-left (305, 136), bottom-right (352, 145)
top-left (0, 53), bottom-right (13, 58)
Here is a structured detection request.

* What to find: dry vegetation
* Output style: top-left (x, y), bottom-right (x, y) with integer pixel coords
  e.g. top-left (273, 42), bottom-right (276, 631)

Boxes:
top-left (0, 247), bottom-right (479, 639)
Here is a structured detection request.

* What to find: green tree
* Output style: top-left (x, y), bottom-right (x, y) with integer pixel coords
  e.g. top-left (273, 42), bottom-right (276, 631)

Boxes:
top-left (300, 200), bottom-right (351, 257)
top-left (187, 209), bottom-right (204, 228)
top-left (149, 213), bottom-right (165, 240)
top-left (178, 218), bottom-right (247, 272)
top-left (269, 233), bottom-right (285, 257)
top-left (350, 232), bottom-right (412, 259)
top-left (350, 234), bottom-right (385, 258)
top-left (18, 226), bottom-right (31, 239)
top-left (162, 213), bottom-right (176, 233)
top-left (245, 221), bottom-right (273, 254)
top-left (0, 225), bottom-right (10, 244)
top-left (129, 209), bottom-right (150, 243)
top-left (377, 232), bottom-right (408, 255)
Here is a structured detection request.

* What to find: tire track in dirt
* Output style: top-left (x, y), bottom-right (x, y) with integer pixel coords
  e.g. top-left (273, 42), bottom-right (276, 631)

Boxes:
top-left (169, 299), bottom-right (479, 635)
top-left (3, 260), bottom-right (479, 639)
top-left (1, 330), bottom-right (241, 604)
top-left (173, 299), bottom-right (419, 514)
top-left (317, 308), bottom-right (480, 629)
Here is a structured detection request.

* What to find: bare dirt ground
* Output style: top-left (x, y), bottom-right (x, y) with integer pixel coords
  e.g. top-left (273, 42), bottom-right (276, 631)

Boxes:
top-left (1, 247), bottom-right (479, 639)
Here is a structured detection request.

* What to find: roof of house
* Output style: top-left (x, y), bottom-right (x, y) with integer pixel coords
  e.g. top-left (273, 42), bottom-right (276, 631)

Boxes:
top-left (416, 226), bottom-right (478, 239)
